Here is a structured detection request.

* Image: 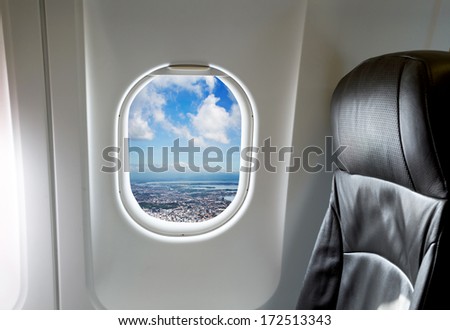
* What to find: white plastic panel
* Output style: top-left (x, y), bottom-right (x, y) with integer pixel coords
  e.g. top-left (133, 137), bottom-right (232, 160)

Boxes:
top-left (43, 0), bottom-right (92, 309)
top-left (0, 11), bottom-right (23, 310)
top-left (0, 0), bottom-right (57, 309)
top-left (83, 0), bottom-right (306, 309)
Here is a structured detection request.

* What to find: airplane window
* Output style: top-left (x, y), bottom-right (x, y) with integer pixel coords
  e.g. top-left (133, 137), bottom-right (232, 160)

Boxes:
top-left (117, 66), bottom-right (253, 236)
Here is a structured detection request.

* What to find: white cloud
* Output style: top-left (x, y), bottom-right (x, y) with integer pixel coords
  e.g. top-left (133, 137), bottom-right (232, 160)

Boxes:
top-left (152, 108), bottom-right (166, 123)
top-left (147, 88), bottom-right (166, 111)
top-left (151, 76), bottom-right (215, 97)
top-left (128, 88), bottom-right (166, 140)
top-left (229, 103), bottom-right (241, 129)
top-left (204, 76), bottom-right (215, 93)
top-left (162, 121), bottom-right (193, 140)
top-left (189, 94), bottom-right (240, 144)
top-left (128, 77), bottom-right (240, 146)
top-left (128, 109), bottom-right (154, 140)
top-left (129, 84), bottom-right (198, 142)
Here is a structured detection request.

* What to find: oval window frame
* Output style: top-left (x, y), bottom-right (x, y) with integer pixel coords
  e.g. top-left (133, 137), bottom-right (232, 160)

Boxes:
top-left (117, 65), bottom-right (254, 236)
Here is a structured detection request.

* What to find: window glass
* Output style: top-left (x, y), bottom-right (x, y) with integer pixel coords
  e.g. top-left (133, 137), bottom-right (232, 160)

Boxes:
top-left (118, 66), bottom-right (253, 235)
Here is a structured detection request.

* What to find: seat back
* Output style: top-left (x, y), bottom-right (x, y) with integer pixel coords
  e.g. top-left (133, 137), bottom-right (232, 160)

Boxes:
top-left (297, 51), bottom-right (450, 309)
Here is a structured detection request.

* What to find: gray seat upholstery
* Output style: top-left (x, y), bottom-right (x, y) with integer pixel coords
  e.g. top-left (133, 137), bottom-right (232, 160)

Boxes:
top-left (297, 51), bottom-right (450, 309)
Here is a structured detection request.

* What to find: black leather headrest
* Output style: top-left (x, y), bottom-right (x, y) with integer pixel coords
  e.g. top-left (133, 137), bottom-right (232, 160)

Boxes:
top-left (332, 51), bottom-right (450, 199)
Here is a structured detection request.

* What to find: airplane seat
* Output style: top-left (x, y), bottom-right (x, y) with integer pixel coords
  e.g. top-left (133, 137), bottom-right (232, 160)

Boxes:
top-left (297, 50), bottom-right (450, 309)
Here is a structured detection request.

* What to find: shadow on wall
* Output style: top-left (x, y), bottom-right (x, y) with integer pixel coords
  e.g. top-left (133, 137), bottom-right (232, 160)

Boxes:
top-left (261, 14), bottom-right (345, 309)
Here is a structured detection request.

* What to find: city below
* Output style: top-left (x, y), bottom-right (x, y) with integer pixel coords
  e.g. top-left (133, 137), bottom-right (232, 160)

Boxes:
top-left (130, 181), bottom-right (238, 222)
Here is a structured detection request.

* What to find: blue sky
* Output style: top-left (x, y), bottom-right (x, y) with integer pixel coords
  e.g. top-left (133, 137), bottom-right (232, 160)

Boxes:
top-left (128, 75), bottom-right (241, 175)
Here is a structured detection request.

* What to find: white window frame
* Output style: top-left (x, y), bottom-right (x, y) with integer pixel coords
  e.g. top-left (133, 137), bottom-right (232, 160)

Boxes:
top-left (117, 65), bottom-right (254, 236)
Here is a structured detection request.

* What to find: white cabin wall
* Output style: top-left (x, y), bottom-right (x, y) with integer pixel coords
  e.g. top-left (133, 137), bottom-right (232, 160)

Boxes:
top-left (0, 9), bottom-right (22, 310)
top-left (0, 0), bottom-right (57, 309)
top-left (266, 0), bottom-right (450, 308)
top-left (43, 0), bottom-right (92, 309)
top-left (80, 0), bottom-right (306, 309)
top-left (430, 0), bottom-right (450, 50)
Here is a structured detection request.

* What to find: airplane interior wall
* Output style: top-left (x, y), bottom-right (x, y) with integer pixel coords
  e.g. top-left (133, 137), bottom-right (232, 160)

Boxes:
top-left (1, 0), bottom-right (449, 310)
top-left (0, 10), bottom-right (22, 310)
top-left (1, 0), bottom-right (57, 309)
top-left (80, 0), bottom-right (306, 309)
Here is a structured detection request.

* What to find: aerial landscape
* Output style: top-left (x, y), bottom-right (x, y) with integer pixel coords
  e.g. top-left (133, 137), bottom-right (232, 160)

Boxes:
top-left (130, 180), bottom-right (238, 222)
